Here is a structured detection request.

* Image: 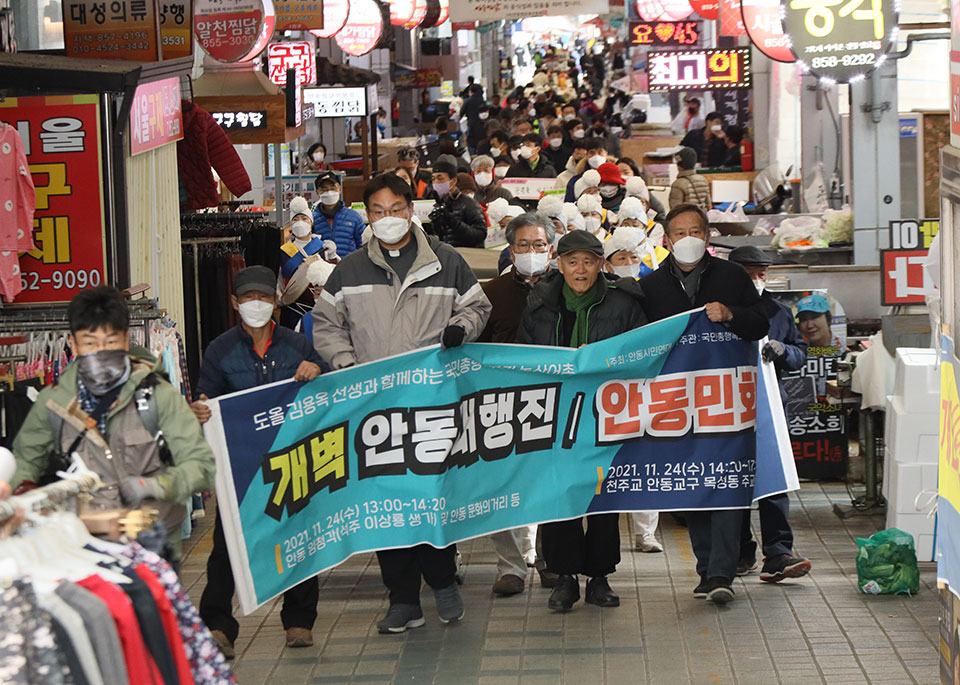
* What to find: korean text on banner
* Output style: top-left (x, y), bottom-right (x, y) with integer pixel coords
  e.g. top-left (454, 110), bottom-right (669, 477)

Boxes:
top-left (205, 310), bottom-right (798, 614)
top-left (938, 335), bottom-right (960, 599)
top-left (449, 0), bottom-right (610, 23)
top-left (130, 77), bottom-right (184, 156)
top-left (0, 95), bottom-right (107, 304)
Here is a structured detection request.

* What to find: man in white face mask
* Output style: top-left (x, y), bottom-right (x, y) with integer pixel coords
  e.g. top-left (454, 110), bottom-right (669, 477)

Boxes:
top-left (311, 171), bottom-right (367, 259)
top-left (313, 173), bottom-right (492, 635)
top-left (637, 203), bottom-right (769, 606)
top-left (470, 154), bottom-right (514, 206)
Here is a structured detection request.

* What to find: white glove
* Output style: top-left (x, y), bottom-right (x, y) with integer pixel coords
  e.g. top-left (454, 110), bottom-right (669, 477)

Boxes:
top-left (322, 240), bottom-right (338, 261)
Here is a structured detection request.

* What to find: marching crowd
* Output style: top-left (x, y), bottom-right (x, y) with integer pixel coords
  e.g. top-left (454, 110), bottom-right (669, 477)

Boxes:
top-left (7, 60), bottom-right (812, 657)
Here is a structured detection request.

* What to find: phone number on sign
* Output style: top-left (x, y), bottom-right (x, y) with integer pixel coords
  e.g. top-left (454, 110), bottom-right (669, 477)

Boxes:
top-left (21, 269), bottom-right (103, 291)
top-left (810, 53), bottom-right (875, 69)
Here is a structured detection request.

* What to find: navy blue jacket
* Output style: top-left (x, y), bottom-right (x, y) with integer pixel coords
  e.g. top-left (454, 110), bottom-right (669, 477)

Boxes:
top-left (763, 294), bottom-right (808, 377)
top-left (196, 323), bottom-right (328, 399)
top-left (312, 202), bottom-right (367, 259)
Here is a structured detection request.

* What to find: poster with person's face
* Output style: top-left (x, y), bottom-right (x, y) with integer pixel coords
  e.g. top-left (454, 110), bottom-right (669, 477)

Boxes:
top-left (770, 289), bottom-right (848, 479)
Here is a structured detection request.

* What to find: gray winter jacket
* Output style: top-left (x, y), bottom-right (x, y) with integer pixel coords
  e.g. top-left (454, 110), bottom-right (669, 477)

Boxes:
top-left (312, 224), bottom-right (492, 368)
top-left (669, 169), bottom-right (712, 212)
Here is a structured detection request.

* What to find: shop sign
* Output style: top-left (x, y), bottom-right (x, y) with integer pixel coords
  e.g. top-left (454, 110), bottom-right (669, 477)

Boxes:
top-left (647, 48), bottom-right (751, 91)
top-left (393, 68), bottom-right (444, 89)
top-left (952, 70), bottom-right (960, 147)
top-left (303, 87), bottom-right (367, 117)
top-left (268, 42), bottom-right (317, 87)
top-left (688, 0), bottom-right (717, 19)
top-left (403, 0), bottom-right (426, 27)
top-left (899, 116), bottom-right (918, 138)
top-left (0, 95), bottom-right (107, 305)
top-left (336, 0), bottom-right (385, 56)
top-left (452, 20), bottom-right (477, 29)
top-left (63, 0), bottom-right (162, 61)
top-left (440, 80), bottom-right (454, 98)
top-left (274, 0), bottom-right (324, 30)
top-left (129, 77), bottom-right (183, 156)
top-left (211, 110), bottom-right (268, 129)
top-left (880, 250), bottom-right (932, 306)
top-left (436, 0), bottom-right (448, 24)
top-left (938, 337), bottom-right (960, 595)
top-left (310, 0), bottom-right (349, 37)
top-left (628, 20), bottom-right (700, 47)
top-left (633, 0), bottom-right (693, 21)
top-left (160, 0), bottom-right (193, 59)
top-left (449, 0), bottom-right (610, 23)
top-left (286, 68), bottom-right (303, 128)
top-left (238, 0), bottom-right (276, 61)
top-left (714, 88), bottom-right (752, 128)
top-left (889, 217), bottom-right (939, 249)
top-left (194, 0), bottom-right (265, 62)
top-left (389, 0), bottom-right (414, 24)
top-left (781, 0), bottom-right (897, 83)
top-left (498, 177), bottom-right (558, 200)
top-left (719, 0), bottom-right (745, 36)
top-left (742, 0), bottom-right (794, 62)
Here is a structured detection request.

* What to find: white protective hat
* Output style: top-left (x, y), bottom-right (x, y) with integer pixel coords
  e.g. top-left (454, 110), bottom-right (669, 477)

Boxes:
top-left (307, 258), bottom-right (336, 287)
top-left (289, 196), bottom-right (311, 217)
top-left (573, 169), bottom-right (601, 199)
top-left (563, 203), bottom-right (586, 231)
top-left (537, 195), bottom-right (566, 226)
top-left (624, 176), bottom-right (650, 202)
top-left (603, 225), bottom-right (644, 260)
top-left (576, 193), bottom-right (603, 216)
top-left (486, 198), bottom-right (513, 224)
top-left (617, 196), bottom-right (647, 222)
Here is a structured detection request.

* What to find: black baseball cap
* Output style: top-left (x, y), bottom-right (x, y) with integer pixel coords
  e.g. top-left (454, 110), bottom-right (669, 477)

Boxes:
top-left (557, 230), bottom-right (604, 257)
top-left (433, 160), bottom-right (458, 177)
top-left (314, 170), bottom-right (340, 188)
top-left (728, 245), bottom-right (773, 266)
top-left (233, 266), bottom-right (276, 297)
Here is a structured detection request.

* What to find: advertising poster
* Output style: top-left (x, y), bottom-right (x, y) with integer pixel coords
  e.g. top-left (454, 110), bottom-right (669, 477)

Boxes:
top-left (205, 311), bottom-right (798, 613)
top-left (938, 335), bottom-right (960, 602)
top-left (0, 94), bottom-right (107, 304)
top-left (771, 289), bottom-right (848, 479)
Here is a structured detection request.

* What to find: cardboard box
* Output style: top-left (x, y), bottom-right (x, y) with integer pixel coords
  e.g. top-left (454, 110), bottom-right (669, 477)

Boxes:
top-left (885, 395), bottom-right (940, 464)
top-left (894, 347), bottom-right (940, 415)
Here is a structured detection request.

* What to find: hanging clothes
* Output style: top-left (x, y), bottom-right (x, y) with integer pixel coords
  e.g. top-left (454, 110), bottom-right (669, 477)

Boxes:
top-left (177, 102), bottom-right (252, 210)
top-left (0, 122), bottom-right (37, 302)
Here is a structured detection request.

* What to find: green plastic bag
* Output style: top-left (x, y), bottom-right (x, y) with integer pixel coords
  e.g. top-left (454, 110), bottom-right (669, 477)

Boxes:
top-left (855, 528), bottom-right (920, 595)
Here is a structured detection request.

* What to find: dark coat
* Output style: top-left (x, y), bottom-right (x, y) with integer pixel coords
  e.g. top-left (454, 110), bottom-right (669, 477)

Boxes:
top-left (762, 294), bottom-right (808, 376)
top-left (177, 102), bottom-right (252, 210)
top-left (516, 272), bottom-right (648, 347)
top-left (637, 254), bottom-right (769, 341)
top-left (479, 267), bottom-right (535, 343)
top-left (543, 144), bottom-right (571, 171)
top-left (506, 156), bottom-right (557, 179)
top-left (427, 191), bottom-right (488, 248)
top-left (680, 127), bottom-right (727, 167)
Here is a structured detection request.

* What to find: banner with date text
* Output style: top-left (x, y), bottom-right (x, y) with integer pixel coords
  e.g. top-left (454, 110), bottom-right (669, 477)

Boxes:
top-left (205, 309), bottom-right (798, 613)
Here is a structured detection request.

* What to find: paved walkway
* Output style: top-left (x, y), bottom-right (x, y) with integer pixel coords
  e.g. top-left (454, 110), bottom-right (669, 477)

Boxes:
top-left (179, 483), bottom-right (940, 684)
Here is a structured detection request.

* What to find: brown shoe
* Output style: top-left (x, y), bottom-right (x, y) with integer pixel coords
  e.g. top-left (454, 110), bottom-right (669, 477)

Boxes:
top-left (538, 569), bottom-right (560, 588)
top-left (210, 629), bottom-right (235, 660)
top-left (285, 627), bottom-right (314, 648)
top-left (492, 574), bottom-right (525, 596)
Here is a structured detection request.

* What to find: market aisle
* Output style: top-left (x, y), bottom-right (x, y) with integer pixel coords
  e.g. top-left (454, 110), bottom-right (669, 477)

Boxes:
top-left (179, 483), bottom-right (940, 684)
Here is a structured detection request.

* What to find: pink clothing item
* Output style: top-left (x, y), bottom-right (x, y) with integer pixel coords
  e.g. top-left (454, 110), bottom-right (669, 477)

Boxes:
top-left (0, 123), bottom-right (36, 302)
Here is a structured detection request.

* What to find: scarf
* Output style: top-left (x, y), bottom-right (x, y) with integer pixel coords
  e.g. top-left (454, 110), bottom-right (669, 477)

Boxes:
top-left (562, 279), bottom-right (604, 348)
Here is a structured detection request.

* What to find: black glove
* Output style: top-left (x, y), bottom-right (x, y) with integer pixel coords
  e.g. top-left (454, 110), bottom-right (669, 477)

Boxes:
top-left (441, 325), bottom-right (466, 349)
top-left (762, 340), bottom-right (785, 363)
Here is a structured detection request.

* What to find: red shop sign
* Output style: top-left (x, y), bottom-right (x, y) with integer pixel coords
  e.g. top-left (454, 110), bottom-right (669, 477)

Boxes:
top-left (0, 94), bottom-right (107, 304)
top-left (310, 0), bottom-right (350, 37)
top-left (194, 0), bottom-right (265, 62)
top-left (880, 249), bottom-right (932, 306)
top-left (404, 0), bottom-right (427, 28)
top-left (336, 0), bottom-right (385, 57)
top-left (634, 0), bottom-right (693, 21)
top-left (719, 0), bottom-right (745, 35)
top-left (389, 0), bottom-right (414, 25)
top-left (130, 76), bottom-right (184, 156)
top-left (688, 0), bottom-right (718, 19)
top-left (742, 0), bottom-right (794, 62)
top-left (268, 42), bottom-right (318, 86)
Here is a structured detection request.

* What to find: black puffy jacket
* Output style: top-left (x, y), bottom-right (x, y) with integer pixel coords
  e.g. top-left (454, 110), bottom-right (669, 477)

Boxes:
top-left (516, 271), bottom-right (648, 347)
top-left (427, 191), bottom-right (488, 248)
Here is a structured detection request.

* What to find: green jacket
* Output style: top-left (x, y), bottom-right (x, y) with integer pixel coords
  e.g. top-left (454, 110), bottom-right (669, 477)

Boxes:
top-left (12, 348), bottom-right (215, 540)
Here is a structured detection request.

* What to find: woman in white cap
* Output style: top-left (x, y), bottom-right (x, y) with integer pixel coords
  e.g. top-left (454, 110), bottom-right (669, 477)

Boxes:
top-left (602, 224), bottom-right (651, 280)
top-left (576, 194), bottom-right (607, 238)
top-left (537, 195), bottom-right (568, 239)
top-left (619, 191), bottom-right (669, 270)
top-left (278, 196), bottom-right (334, 328)
top-left (625, 174), bottom-right (666, 224)
top-left (573, 168), bottom-right (601, 201)
top-left (488, 198), bottom-right (526, 272)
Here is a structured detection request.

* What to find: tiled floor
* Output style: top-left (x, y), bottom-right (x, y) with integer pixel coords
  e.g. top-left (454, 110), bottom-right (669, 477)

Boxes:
top-left (180, 483), bottom-right (941, 684)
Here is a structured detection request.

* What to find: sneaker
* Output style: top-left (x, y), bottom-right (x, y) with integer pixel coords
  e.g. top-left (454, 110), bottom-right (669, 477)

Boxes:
top-left (693, 575), bottom-right (710, 599)
top-left (705, 577), bottom-right (735, 605)
top-left (210, 629), bottom-right (236, 660)
top-left (538, 568), bottom-right (560, 588)
top-left (736, 557), bottom-right (758, 576)
top-left (376, 604), bottom-right (426, 634)
top-left (760, 554), bottom-right (812, 583)
top-left (284, 627), bottom-right (313, 648)
top-left (433, 583), bottom-right (464, 623)
top-left (492, 574), bottom-right (525, 596)
top-left (547, 574), bottom-right (580, 612)
top-left (636, 536), bottom-right (664, 553)
top-left (584, 576), bottom-right (620, 607)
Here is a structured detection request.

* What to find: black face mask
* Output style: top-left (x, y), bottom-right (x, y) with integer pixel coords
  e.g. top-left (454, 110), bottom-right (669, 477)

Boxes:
top-left (687, 106), bottom-right (697, 114)
top-left (77, 349), bottom-right (130, 396)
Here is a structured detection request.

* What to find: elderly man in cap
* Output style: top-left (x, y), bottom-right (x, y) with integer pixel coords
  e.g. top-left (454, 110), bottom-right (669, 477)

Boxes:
top-left (312, 170), bottom-right (367, 259)
top-left (727, 246), bottom-right (813, 582)
top-left (639, 204), bottom-right (769, 605)
top-left (428, 159), bottom-right (488, 247)
top-left (191, 265), bottom-right (327, 657)
top-left (516, 230), bottom-right (647, 612)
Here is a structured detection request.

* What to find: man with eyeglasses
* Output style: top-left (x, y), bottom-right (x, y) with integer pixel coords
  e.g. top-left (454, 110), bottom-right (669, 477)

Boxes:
top-left (312, 173), bottom-right (491, 634)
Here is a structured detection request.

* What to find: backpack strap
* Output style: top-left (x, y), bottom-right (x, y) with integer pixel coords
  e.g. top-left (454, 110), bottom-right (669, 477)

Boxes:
top-left (134, 373), bottom-right (174, 466)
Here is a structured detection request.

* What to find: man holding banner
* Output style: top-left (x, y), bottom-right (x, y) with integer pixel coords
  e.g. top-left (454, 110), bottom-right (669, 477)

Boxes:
top-left (639, 204), bottom-right (769, 604)
top-left (312, 173), bottom-right (492, 634)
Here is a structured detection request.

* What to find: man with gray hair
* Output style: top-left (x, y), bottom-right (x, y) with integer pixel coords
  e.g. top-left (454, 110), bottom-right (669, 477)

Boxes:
top-left (478, 212), bottom-right (556, 596)
top-left (471, 154), bottom-right (515, 206)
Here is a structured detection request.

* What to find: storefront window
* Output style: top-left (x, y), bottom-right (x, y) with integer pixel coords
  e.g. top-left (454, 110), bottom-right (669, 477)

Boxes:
top-left (12, 0), bottom-right (64, 50)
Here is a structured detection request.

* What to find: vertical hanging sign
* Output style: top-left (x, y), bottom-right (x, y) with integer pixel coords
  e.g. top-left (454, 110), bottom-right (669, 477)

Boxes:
top-left (63, 0), bottom-right (162, 61)
top-left (160, 0), bottom-right (194, 59)
top-left (129, 77), bottom-right (184, 156)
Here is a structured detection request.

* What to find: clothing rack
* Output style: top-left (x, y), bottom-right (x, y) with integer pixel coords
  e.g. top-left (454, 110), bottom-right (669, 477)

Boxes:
top-left (181, 236), bottom-right (243, 365)
top-left (0, 473), bottom-right (100, 523)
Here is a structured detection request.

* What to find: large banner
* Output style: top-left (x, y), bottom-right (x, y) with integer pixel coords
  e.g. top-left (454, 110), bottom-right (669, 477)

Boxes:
top-left (939, 335), bottom-right (960, 600)
top-left (206, 310), bottom-right (798, 614)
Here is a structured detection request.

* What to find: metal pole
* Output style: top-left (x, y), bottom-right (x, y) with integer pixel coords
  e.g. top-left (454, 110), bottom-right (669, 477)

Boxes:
top-left (273, 142), bottom-right (283, 227)
top-left (192, 242), bottom-right (201, 364)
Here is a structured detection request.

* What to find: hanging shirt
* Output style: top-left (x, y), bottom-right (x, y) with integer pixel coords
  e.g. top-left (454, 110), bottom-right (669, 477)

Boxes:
top-left (135, 564), bottom-right (193, 685)
top-left (56, 581), bottom-right (131, 685)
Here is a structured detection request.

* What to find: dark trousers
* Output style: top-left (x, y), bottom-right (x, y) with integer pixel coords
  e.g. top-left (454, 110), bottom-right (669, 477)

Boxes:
top-left (541, 513), bottom-right (620, 577)
top-left (687, 510), bottom-right (741, 583)
top-left (200, 512), bottom-right (319, 643)
top-left (739, 493), bottom-right (793, 561)
top-left (377, 544), bottom-right (458, 606)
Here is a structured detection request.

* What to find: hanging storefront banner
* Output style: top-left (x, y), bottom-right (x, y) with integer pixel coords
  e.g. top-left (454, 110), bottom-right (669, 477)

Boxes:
top-left (393, 68), bottom-right (444, 88)
top-left (285, 68), bottom-right (303, 128)
top-left (450, 0), bottom-right (609, 22)
top-left (688, 0), bottom-right (717, 19)
top-left (719, 0), bottom-right (745, 35)
top-left (647, 48), bottom-right (751, 91)
top-left (952, 1), bottom-right (960, 147)
top-left (194, 0), bottom-right (266, 62)
top-left (938, 335), bottom-right (960, 598)
top-left (304, 87), bottom-right (367, 117)
top-left (634, 0), bottom-right (693, 21)
top-left (781, 0), bottom-right (897, 82)
top-left (310, 0), bottom-right (349, 37)
top-left (436, 0), bottom-right (448, 25)
top-left (160, 0), bottom-right (193, 59)
top-left (403, 0), bottom-right (426, 27)
top-left (879, 218), bottom-right (940, 306)
top-left (336, 0), bottom-right (385, 56)
top-left (274, 0), bottom-right (324, 30)
top-left (0, 95), bottom-right (107, 304)
top-left (389, 0), bottom-right (414, 24)
top-left (268, 42), bottom-right (318, 86)
top-left (741, 0), bottom-right (794, 62)
top-left (238, 0), bottom-right (276, 62)
top-left (62, 0), bottom-right (162, 61)
top-left (714, 88), bottom-right (752, 129)
top-left (129, 77), bottom-right (184, 156)
top-left (628, 20), bottom-right (700, 47)
top-left (206, 310), bottom-right (798, 613)
top-left (420, 0), bottom-right (441, 27)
